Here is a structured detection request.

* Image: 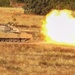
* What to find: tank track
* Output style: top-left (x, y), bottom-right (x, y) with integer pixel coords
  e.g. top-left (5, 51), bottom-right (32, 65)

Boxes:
top-left (0, 38), bottom-right (30, 42)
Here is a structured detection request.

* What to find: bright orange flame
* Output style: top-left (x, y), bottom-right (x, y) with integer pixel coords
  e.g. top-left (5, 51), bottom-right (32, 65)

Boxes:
top-left (42, 9), bottom-right (75, 45)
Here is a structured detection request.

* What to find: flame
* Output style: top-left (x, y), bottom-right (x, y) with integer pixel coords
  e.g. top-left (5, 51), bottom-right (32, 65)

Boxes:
top-left (42, 9), bottom-right (75, 45)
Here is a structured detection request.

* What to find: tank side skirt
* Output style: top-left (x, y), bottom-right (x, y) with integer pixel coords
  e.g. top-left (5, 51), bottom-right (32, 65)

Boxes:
top-left (0, 38), bottom-right (31, 42)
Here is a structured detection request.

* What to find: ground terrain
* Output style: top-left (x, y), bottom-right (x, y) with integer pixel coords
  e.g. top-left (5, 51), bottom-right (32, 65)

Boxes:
top-left (0, 7), bottom-right (75, 75)
top-left (0, 43), bottom-right (75, 75)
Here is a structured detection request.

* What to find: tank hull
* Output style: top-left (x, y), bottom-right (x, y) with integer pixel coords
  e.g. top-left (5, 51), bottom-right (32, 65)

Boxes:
top-left (0, 32), bottom-right (32, 42)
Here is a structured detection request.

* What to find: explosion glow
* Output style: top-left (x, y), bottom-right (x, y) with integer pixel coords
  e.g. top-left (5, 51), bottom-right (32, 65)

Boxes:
top-left (42, 9), bottom-right (75, 45)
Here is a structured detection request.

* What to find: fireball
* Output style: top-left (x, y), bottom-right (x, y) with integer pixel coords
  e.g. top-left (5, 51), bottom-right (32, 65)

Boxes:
top-left (42, 9), bottom-right (75, 45)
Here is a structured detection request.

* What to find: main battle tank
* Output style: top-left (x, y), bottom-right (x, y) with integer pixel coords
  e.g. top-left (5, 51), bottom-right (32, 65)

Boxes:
top-left (0, 23), bottom-right (32, 42)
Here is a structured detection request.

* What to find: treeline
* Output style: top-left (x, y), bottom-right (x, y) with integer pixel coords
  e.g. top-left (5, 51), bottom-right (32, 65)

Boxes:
top-left (24, 0), bottom-right (75, 15)
top-left (0, 0), bottom-right (24, 7)
top-left (0, 0), bottom-right (75, 15)
top-left (0, 0), bottom-right (10, 7)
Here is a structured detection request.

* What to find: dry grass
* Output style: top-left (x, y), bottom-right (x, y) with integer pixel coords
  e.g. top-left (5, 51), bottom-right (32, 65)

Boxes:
top-left (0, 43), bottom-right (75, 75)
top-left (0, 13), bottom-right (44, 27)
top-left (0, 7), bottom-right (45, 27)
top-left (0, 7), bottom-right (24, 14)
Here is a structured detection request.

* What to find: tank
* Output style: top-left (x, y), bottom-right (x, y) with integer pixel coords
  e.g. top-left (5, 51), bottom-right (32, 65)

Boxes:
top-left (0, 23), bottom-right (32, 42)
